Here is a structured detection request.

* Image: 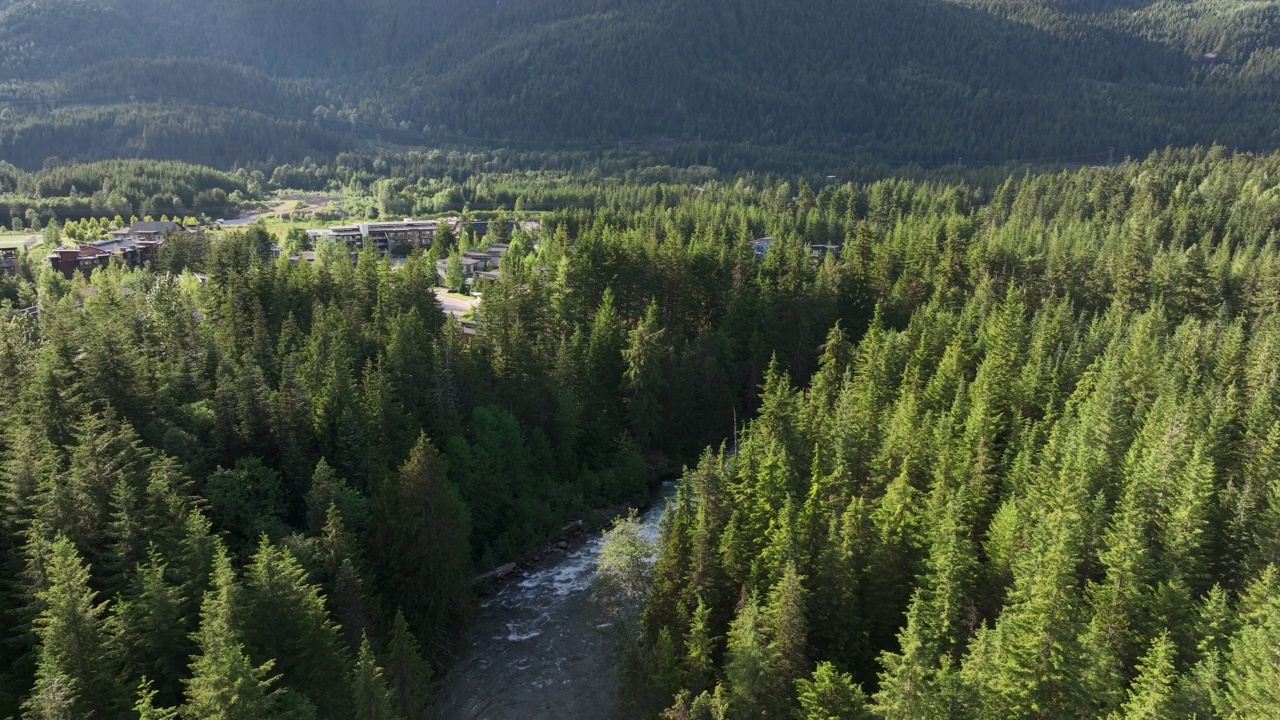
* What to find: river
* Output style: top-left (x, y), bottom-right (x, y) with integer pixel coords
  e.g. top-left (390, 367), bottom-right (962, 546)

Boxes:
top-left (432, 484), bottom-right (675, 719)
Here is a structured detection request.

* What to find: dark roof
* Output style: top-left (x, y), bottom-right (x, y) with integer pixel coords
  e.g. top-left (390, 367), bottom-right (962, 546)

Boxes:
top-left (88, 238), bottom-right (140, 253)
top-left (131, 221), bottom-right (183, 233)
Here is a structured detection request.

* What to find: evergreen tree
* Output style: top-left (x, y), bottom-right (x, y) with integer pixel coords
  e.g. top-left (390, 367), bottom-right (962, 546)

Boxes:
top-left (182, 546), bottom-right (279, 720)
top-left (1220, 567), bottom-right (1280, 719)
top-left (622, 299), bottom-right (668, 449)
top-left (235, 538), bottom-right (351, 718)
top-left (108, 551), bottom-right (190, 707)
top-left (350, 634), bottom-right (401, 720)
top-left (722, 596), bottom-right (782, 719)
top-left (766, 562), bottom-right (809, 696)
top-left (384, 610), bottom-right (432, 720)
top-left (1108, 632), bottom-right (1180, 720)
top-left (133, 678), bottom-right (180, 720)
top-left (22, 536), bottom-right (119, 720)
top-left (369, 434), bottom-right (473, 658)
top-left (796, 662), bottom-right (872, 720)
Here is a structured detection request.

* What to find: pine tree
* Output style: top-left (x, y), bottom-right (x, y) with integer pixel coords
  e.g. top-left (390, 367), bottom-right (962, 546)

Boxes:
top-left (350, 634), bottom-right (402, 720)
top-left (134, 678), bottom-right (179, 720)
top-left (684, 599), bottom-right (718, 692)
top-left (23, 536), bottom-right (119, 720)
top-left (182, 546), bottom-right (279, 720)
top-left (767, 561), bottom-right (809, 695)
top-left (1174, 585), bottom-right (1233, 719)
top-left (57, 410), bottom-right (151, 567)
top-left (586, 288), bottom-right (626, 427)
top-left (108, 551), bottom-right (190, 707)
top-left (805, 323), bottom-right (854, 430)
top-left (384, 610), bottom-right (432, 720)
top-left (722, 596), bottom-right (782, 719)
top-left (235, 538), bottom-right (351, 718)
top-left (796, 662), bottom-right (872, 720)
top-left (873, 497), bottom-right (976, 720)
top-left (957, 501), bottom-right (1089, 719)
top-left (622, 299), bottom-right (668, 449)
top-left (1220, 567), bottom-right (1280, 719)
top-left (370, 434), bottom-right (473, 657)
top-left (1108, 632), bottom-right (1180, 720)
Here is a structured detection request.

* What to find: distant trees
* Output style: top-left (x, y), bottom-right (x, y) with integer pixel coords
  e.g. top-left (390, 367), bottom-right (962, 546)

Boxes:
top-left (0, 160), bottom-right (255, 223)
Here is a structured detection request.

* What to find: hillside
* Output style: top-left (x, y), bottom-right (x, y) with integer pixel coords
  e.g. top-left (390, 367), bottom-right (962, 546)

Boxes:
top-left (0, 0), bottom-right (1278, 168)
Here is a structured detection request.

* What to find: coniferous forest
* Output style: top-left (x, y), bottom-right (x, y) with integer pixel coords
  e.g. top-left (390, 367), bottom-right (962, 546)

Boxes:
top-left (2, 0), bottom-right (1280, 169)
top-left (2, 146), bottom-right (1280, 718)
top-left (0, 0), bottom-right (1279, 718)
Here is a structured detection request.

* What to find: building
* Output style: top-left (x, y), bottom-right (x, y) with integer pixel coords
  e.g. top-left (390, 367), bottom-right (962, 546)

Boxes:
top-left (810, 244), bottom-right (842, 262)
top-left (307, 219), bottom-right (442, 254)
top-left (436, 256), bottom-right (487, 285)
top-left (435, 242), bottom-right (512, 286)
top-left (49, 244), bottom-right (110, 278)
top-left (306, 225), bottom-right (365, 250)
top-left (0, 236), bottom-right (39, 276)
top-left (48, 221), bottom-right (180, 278)
top-left (304, 217), bottom-right (531, 257)
top-left (752, 237), bottom-right (775, 259)
top-left (118, 220), bottom-right (183, 243)
top-left (361, 220), bottom-right (439, 253)
top-left (0, 247), bottom-right (18, 276)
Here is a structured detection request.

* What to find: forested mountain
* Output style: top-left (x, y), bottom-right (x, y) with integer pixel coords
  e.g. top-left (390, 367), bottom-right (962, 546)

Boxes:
top-left (1, 0), bottom-right (1279, 168)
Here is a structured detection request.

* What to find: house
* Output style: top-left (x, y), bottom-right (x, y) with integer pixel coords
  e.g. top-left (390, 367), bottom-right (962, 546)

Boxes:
top-left (458, 318), bottom-right (479, 345)
top-left (0, 247), bottom-right (18, 276)
top-left (0, 236), bottom-right (38, 276)
top-left (752, 237), bottom-right (774, 259)
top-left (49, 245), bottom-right (109, 278)
top-left (435, 242), bottom-right (510, 285)
top-left (47, 221), bottom-right (178, 278)
top-left (0, 250), bottom-right (19, 275)
top-left (462, 251), bottom-right (497, 270)
top-left (809, 244), bottom-right (842, 262)
top-left (126, 220), bottom-right (183, 242)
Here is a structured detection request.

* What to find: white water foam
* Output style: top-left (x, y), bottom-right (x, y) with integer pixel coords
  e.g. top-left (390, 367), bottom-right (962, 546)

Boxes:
top-left (505, 624), bottom-right (543, 642)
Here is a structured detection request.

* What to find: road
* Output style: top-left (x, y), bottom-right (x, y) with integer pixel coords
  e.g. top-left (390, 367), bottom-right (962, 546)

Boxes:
top-left (435, 288), bottom-right (479, 319)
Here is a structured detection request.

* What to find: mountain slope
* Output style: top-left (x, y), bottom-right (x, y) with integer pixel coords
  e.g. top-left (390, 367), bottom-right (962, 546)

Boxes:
top-left (0, 0), bottom-right (1277, 168)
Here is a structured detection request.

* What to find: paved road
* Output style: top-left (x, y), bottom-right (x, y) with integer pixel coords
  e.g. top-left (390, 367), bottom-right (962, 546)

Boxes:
top-left (435, 288), bottom-right (479, 319)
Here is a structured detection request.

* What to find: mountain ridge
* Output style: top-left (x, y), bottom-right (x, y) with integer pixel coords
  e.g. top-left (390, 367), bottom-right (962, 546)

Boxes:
top-left (0, 0), bottom-right (1277, 169)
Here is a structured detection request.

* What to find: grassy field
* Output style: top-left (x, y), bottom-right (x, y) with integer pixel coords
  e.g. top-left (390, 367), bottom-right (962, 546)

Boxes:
top-left (0, 233), bottom-right (40, 250)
